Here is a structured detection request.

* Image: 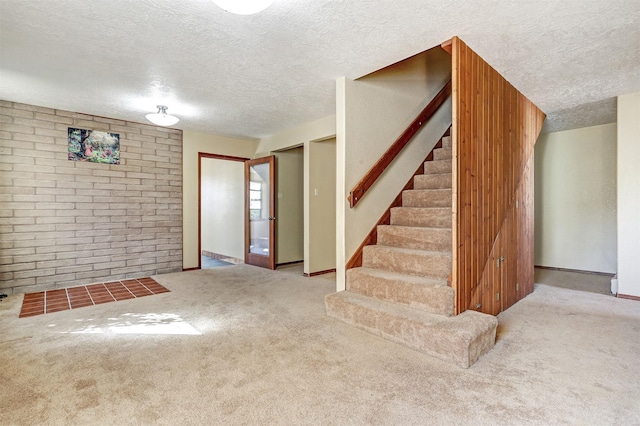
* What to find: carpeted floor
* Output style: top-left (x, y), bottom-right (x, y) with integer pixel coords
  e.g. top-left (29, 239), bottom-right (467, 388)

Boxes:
top-left (1, 265), bottom-right (638, 425)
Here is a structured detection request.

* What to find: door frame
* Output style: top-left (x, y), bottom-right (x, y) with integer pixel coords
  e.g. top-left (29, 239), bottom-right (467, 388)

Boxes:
top-left (197, 152), bottom-right (249, 270)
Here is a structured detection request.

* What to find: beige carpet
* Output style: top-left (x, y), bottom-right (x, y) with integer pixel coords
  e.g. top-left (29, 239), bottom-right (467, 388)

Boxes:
top-left (1, 265), bottom-right (639, 425)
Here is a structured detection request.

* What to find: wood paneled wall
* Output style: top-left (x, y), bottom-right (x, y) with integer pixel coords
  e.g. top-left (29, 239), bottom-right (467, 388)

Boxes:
top-left (450, 37), bottom-right (545, 315)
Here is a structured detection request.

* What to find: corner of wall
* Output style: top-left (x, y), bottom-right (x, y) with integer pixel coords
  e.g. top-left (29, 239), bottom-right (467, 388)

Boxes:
top-left (617, 92), bottom-right (640, 297)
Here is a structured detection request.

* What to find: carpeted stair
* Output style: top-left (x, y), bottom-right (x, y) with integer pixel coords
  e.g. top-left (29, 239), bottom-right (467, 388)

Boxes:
top-left (326, 135), bottom-right (497, 368)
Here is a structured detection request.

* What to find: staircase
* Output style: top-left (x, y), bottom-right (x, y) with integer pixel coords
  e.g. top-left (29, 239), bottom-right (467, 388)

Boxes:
top-left (325, 135), bottom-right (497, 368)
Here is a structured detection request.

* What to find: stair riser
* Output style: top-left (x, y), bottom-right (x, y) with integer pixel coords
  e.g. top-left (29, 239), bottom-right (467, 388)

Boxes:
top-left (347, 269), bottom-right (453, 316)
top-left (362, 246), bottom-right (451, 279)
top-left (433, 147), bottom-right (452, 161)
top-left (377, 225), bottom-right (451, 252)
top-left (414, 174), bottom-right (452, 189)
top-left (441, 136), bottom-right (451, 148)
top-left (390, 208), bottom-right (451, 228)
top-left (325, 293), bottom-right (497, 368)
top-left (424, 160), bottom-right (451, 174)
top-left (403, 190), bottom-right (451, 208)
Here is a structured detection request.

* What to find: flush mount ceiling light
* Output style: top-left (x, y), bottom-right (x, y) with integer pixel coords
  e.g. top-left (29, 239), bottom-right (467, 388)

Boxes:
top-left (212, 0), bottom-right (273, 15)
top-left (145, 105), bottom-right (179, 127)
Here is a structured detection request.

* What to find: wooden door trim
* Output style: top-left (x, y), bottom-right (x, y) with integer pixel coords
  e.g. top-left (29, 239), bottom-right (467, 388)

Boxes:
top-left (198, 152), bottom-right (249, 270)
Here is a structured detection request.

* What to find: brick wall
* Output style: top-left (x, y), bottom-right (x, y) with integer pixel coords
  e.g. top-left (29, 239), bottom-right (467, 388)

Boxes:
top-left (0, 100), bottom-right (183, 294)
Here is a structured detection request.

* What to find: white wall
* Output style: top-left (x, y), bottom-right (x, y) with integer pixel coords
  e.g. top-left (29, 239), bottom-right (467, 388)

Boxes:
top-left (308, 138), bottom-right (337, 273)
top-left (336, 46), bottom-right (452, 291)
top-left (534, 123), bottom-right (617, 273)
top-left (617, 91), bottom-right (640, 298)
top-left (274, 147), bottom-right (304, 264)
top-left (183, 130), bottom-right (258, 269)
top-left (201, 158), bottom-right (244, 260)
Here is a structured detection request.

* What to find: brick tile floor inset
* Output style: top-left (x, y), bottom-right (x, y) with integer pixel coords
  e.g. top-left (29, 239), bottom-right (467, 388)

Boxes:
top-left (105, 281), bottom-right (136, 301)
top-left (19, 277), bottom-right (170, 318)
top-left (87, 284), bottom-right (115, 305)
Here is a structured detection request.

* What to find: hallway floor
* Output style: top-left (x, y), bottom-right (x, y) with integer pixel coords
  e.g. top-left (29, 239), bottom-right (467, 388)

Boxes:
top-left (201, 256), bottom-right (234, 269)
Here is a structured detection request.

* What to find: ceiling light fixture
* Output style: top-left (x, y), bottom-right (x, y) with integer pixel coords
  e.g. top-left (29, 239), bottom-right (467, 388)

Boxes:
top-left (212, 0), bottom-right (273, 15)
top-left (145, 105), bottom-right (179, 127)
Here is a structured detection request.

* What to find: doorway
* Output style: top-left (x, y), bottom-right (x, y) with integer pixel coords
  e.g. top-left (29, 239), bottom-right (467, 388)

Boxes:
top-left (198, 153), bottom-right (247, 269)
top-left (307, 138), bottom-right (336, 275)
top-left (273, 146), bottom-right (304, 267)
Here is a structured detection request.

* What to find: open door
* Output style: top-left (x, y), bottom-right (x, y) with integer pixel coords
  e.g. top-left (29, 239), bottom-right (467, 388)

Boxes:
top-left (245, 156), bottom-right (276, 269)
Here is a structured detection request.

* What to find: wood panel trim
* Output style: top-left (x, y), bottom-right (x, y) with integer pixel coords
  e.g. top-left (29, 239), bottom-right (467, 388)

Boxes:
top-left (441, 38), bottom-right (452, 55)
top-left (303, 268), bottom-right (337, 277)
top-left (451, 37), bottom-right (460, 308)
top-left (199, 152), bottom-right (250, 162)
top-left (617, 293), bottom-right (640, 301)
top-left (348, 79), bottom-right (452, 208)
top-left (346, 127), bottom-right (450, 270)
top-left (277, 260), bottom-right (303, 267)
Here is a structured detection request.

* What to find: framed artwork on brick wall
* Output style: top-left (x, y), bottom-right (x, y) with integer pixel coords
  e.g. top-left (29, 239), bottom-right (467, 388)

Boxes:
top-left (68, 127), bottom-right (120, 164)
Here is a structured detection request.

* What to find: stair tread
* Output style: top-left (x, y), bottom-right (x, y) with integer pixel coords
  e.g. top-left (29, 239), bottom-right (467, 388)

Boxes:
top-left (390, 206), bottom-right (452, 228)
top-left (417, 172), bottom-right (451, 176)
top-left (329, 290), bottom-right (451, 325)
top-left (402, 188), bottom-right (451, 208)
top-left (364, 245), bottom-right (451, 257)
top-left (347, 267), bottom-right (453, 316)
top-left (352, 266), bottom-right (449, 287)
top-left (377, 224), bottom-right (450, 251)
top-left (424, 159), bottom-right (451, 165)
top-left (414, 174), bottom-right (451, 185)
top-left (417, 172), bottom-right (450, 177)
top-left (325, 290), bottom-right (498, 368)
top-left (392, 206), bottom-right (450, 210)
top-left (326, 290), bottom-right (497, 343)
top-left (378, 224), bottom-right (451, 232)
top-left (423, 159), bottom-right (452, 175)
top-left (405, 188), bottom-right (451, 193)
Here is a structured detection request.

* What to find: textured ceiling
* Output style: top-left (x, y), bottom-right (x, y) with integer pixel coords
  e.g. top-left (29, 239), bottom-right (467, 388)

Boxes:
top-left (1, 0), bottom-right (639, 138)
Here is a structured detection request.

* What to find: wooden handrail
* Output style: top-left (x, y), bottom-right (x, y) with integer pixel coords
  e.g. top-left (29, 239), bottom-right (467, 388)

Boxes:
top-left (348, 79), bottom-right (452, 208)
